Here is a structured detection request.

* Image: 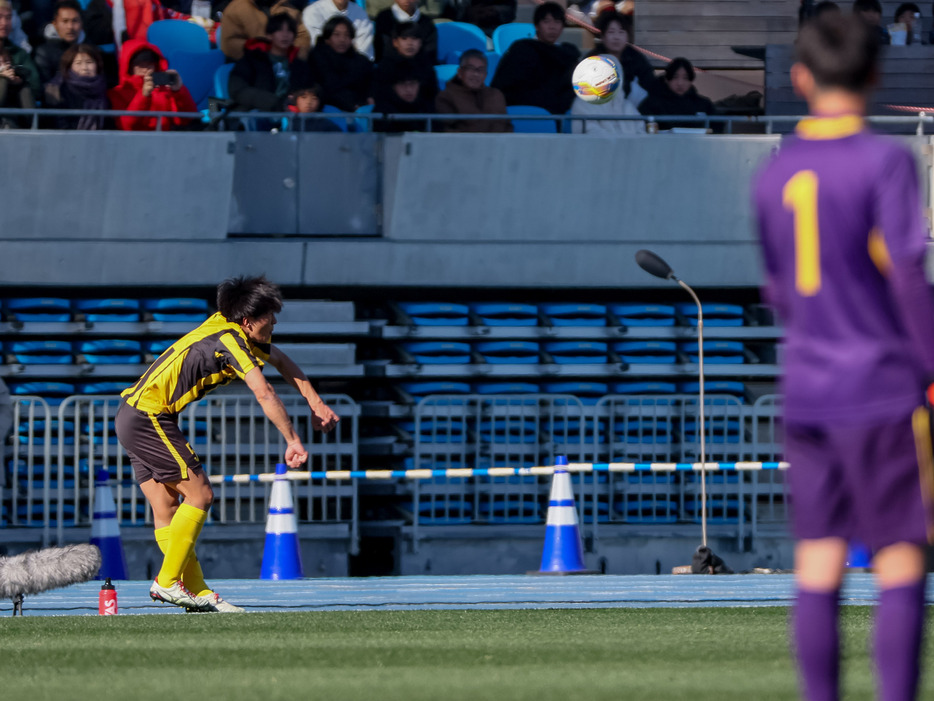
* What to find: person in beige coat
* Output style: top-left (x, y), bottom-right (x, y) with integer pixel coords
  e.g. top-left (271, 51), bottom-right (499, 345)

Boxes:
top-left (434, 49), bottom-right (511, 133)
top-left (221, 0), bottom-right (310, 60)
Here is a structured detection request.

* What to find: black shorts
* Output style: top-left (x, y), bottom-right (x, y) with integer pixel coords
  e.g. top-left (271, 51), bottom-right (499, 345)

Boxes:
top-left (115, 400), bottom-right (202, 484)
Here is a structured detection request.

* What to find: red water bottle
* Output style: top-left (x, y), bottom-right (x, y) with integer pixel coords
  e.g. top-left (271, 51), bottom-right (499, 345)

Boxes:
top-left (99, 578), bottom-right (118, 615)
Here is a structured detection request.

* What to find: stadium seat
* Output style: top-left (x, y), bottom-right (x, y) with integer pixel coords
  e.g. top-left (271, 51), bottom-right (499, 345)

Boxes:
top-left (142, 297), bottom-right (210, 322)
top-left (611, 381), bottom-right (678, 394)
top-left (169, 49), bottom-right (226, 110)
top-left (476, 495), bottom-right (540, 524)
top-left (354, 103), bottom-right (374, 133)
top-left (542, 381), bottom-right (608, 405)
top-left (436, 21), bottom-right (488, 64)
top-left (473, 382), bottom-right (538, 394)
top-left (397, 419), bottom-right (467, 443)
top-left (682, 419), bottom-right (743, 445)
top-left (213, 62), bottom-right (234, 99)
top-left (321, 104), bottom-right (350, 132)
top-left (679, 381), bottom-right (747, 402)
top-left (400, 342), bottom-right (472, 363)
top-left (434, 63), bottom-right (459, 91)
top-left (612, 341), bottom-right (677, 364)
top-left (399, 381), bottom-right (472, 398)
top-left (543, 341), bottom-right (608, 364)
top-left (471, 302), bottom-right (538, 326)
top-left (4, 298), bottom-right (71, 322)
top-left (475, 341), bottom-right (540, 364)
top-left (506, 105), bottom-right (556, 133)
top-left (73, 298), bottom-right (141, 322)
top-left (7, 340), bottom-right (72, 364)
top-left (147, 19), bottom-right (210, 63)
top-left (484, 51), bottom-right (499, 84)
top-left (548, 417), bottom-right (604, 444)
top-left (609, 303), bottom-right (676, 327)
top-left (76, 339), bottom-right (143, 364)
top-left (680, 341), bottom-right (746, 364)
top-left (79, 382), bottom-right (128, 395)
top-left (403, 498), bottom-right (474, 525)
top-left (144, 339), bottom-right (175, 355)
top-left (398, 302), bottom-right (470, 326)
top-left (615, 497), bottom-right (678, 524)
top-left (7, 381), bottom-right (76, 404)
top-left (478, 419), bottom-right (538, 444)
top-left (492, 22), bottom-right (535, 55)
top-left (675, 302), bottom-right (745, 327)
top-left (540, 303), bottom-right (607, 326)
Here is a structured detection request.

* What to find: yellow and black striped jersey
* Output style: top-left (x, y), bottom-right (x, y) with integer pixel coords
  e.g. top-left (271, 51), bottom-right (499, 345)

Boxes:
top-left (121, 312), bottom-right (271, 415)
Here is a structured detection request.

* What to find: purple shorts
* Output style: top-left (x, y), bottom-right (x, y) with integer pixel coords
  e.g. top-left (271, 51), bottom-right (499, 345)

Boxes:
top-left (784, 409), bottom-right (934, 552)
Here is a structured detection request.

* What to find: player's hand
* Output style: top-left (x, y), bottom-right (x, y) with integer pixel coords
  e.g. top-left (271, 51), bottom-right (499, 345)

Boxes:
top-left (284, 440), bottom-right (308, 468)
top-left (310, 401), bottom-right (339, 433)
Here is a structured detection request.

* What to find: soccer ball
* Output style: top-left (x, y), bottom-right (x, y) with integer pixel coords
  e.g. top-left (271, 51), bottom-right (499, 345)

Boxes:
top-left (571, 55), bottom-right (622, 104)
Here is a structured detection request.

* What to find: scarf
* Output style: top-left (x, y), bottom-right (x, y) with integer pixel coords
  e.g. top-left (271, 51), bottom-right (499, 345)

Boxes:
top-left (54, 71), bottom-right (109, 129)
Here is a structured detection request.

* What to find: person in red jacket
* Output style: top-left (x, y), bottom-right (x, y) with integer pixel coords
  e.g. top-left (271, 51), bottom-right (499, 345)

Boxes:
top-left (108, 38), bottom-right (197, 130)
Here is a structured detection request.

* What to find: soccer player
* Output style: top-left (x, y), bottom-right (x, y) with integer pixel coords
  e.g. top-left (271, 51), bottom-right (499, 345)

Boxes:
top-left (754, 13), bottom-right (934, 700)
top-left (115, 276), bottom-right (339, 612)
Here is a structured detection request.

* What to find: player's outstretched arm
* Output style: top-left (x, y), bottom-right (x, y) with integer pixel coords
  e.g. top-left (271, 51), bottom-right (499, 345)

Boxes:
top-left (243, 367), bottom-right (309, 468)
top-left (268, 345), bottom-right (340, 433)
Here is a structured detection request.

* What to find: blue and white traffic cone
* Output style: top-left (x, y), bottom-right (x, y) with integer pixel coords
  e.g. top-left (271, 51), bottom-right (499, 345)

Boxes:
top-left (534, 456), bottom-right (598, 575)
top-left (90, 469), bottom-right (129, 580)
top-left (260, 463), bottom-right (304, 580)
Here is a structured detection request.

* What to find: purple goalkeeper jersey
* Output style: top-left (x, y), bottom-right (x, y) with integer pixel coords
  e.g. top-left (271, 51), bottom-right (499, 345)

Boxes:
top-left (754, 114), bottom-right (934, 425)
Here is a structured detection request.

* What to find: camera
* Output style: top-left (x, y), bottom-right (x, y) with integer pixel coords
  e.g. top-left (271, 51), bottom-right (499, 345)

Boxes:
top-left (12, 66), bottom-right (29, 79)
top-left (151, 71), bottom-right (175, 87)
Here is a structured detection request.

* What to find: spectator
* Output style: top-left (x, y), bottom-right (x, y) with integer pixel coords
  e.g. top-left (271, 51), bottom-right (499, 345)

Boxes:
top-left (229, 13), bottom-right (311, 116)
top-left (0, 44), bottom-right (34, 126)
top-left (113, 0), bottom-right (213, 47)
top-left (0, 0), bottom-right (40, 98)
top-left (894, 2), bottom-right (922, 42)
top-left (373, 60), bottom-right (431, 132)
top-left (108, 39), bottom-right (197, 129)
top-left (287, 83), bottom-right (341, 130)
top-left (9, 4), bottom-right (32, 53)
top-left (434, 49), bottom-right (511, 132)
top-left (44, 43), bottom-right (110, 128)
top-left (220, 0), bottom-right (308, 61)
top-left (302, 0), bottom-right (373, 60)
top-left (371, 21), bottom-right (437, 105)
top-left (0, 378), bottom-right (10, 490)
top-left (440, 0), bottom-right (516, 36)
top-left (309, 15), bottom-right (372, 112)
top-left (799, 0), bottom-right (841, 25)
top-left (490, 1), bottom-right (579, 114)
top-left (853, 0), bottom-right (889, 43)
top-left (588, 10), bottom-right (657, 106)
top-left (32, 0), bottom-right (84, 86)
top-left (571, 56), bottom-right (643, 134)
top-left (373, 0), bottom-right (435, 63)
top-left (637, 56), bottom-right (717, 130)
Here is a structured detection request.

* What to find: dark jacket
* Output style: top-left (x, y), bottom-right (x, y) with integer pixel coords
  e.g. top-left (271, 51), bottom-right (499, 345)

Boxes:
top-left (372, 8), bottom-right (436, 63)
top-left (637, 81), bottom-right (717, 130)
top-left (371, 52), bottom-right (438, 105)
top-left (310, 41), bottom-right (372, 112)
top-left (586, 43), bottom-right (660, 100)
top-left (490, 37), bottom-right (578, 114)
top-left (373, 87), bottom-right (432, 132)
top-left (229, 37), bottom-right (312, 112)
top-left (441, 0), bottom-right (516, 34)
top-left (2, 37), bottom-right (41, 97)
top-left (44, 72), bottom-right (112, 129)
top-left (33, 37), bottom-right (77, 86)
top-left (434, 75), bottom-right (511, 132)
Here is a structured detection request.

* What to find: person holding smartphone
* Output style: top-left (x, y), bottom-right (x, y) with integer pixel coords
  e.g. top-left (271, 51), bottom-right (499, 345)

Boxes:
top-left (107, 39), bottom-right (197, 130)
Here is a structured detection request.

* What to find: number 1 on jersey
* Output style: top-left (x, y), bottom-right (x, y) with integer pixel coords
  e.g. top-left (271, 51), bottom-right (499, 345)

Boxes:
top-left (782, 170), bottom-right (821, 296)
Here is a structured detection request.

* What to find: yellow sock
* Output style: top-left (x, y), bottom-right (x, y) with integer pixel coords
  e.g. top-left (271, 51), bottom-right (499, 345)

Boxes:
top-left (155, 503), bottom-right (207, 588)
top-left (154, 526), bottom-right (211, 597)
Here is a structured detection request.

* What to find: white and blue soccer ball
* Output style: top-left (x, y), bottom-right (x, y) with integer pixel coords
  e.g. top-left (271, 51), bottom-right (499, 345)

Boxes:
top-left (571, 54), bottom-right (622, 104)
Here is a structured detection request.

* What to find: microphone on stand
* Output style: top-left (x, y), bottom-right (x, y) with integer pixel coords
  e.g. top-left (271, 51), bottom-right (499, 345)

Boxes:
top-left (635, 249), bottom-right (709, 548)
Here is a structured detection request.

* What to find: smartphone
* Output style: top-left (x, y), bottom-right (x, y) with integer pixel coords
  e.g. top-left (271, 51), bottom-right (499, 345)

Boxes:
top-left (151, 71), bottom-right (174, 87)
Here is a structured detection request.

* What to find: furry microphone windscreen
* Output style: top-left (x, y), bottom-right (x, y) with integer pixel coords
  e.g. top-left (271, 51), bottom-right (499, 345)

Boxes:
top-left (0, 544), bottom-right (102, 598)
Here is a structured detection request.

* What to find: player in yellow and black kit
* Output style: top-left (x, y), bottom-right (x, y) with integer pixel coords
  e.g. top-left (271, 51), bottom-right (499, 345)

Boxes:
top-left (115, 276), bottom-right (339, 612)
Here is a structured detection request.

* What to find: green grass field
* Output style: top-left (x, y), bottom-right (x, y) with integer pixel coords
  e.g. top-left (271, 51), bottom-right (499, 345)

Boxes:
top-left (2, 607), bottom-right (932, 701)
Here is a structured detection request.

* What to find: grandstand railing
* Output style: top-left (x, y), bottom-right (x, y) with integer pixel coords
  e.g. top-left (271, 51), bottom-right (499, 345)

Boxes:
top-left (3, 108), bottom-right (934, 135)
top-left (5, 393), bottom-right (360, 552)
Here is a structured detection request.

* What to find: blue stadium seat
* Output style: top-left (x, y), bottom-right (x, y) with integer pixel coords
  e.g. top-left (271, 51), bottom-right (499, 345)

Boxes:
top-left (147, 19), bottom-right (210, 63)
top-left (213, 62), bottom-right (234, 99)
top-left (684, 496), bottom-right (744, 525)
top-left (506, 104), bottom-right (556, 133)
top-left (17, 419), bottom-right (76, 445)
top-left (675, 302), bottom-right (745, 327)
top-left (7, 381), bottom-right (76, 405)
top-left (542, 381), bottom-right (608, 405)
top-left (321, 104), bottom-right (350, 132)
top-left (680, 341), bottom-right (746, 364)
top-left (4, 297), bottom-right (71, 322)
top-left (471, 302), bottom-right (538, 326)
top-left (404, 498), bottom-right (474, 525)
top-left (615, 497), bottom-right (678, 524)
top-left (398, 302), bottom-right (470, 326)
top-left (436, 21), bottom-right (488, 64)
top-left (145, 339), bottom-right (175, 355)
top-left (492, 22), bottom-right (535, 55)
top-left (434, 63), bottom-right (459, 91)
top-left (484, 51), bottom-right (499, 84)
top-left (401, 342), bottom-right (472, 363)
top-left (544, 341), bottom-right (608, 364)
top-left (397, 419), bottom-right (468, 444)
top-left (609, 303), bottom-right (676, 327)
top-left (76, 339), bottom-right (143, 364)
top-left (682, 419), bottom-right (743, 444)
top-left (476, 341), bottom-right (540, 364)
top-left (613, 418), bottom-right (673, 444)
top-left (74, 298), bottom-right (141, 322)
top-left (611, 381), bottom-right (678, 394)
top-left (167, 49), bottom-right (226, 110)
top-left (354, 103), bottom-right (374, 133)
top-left (477, 495), bottom-right (540, 524)
top-left (612, 341), bottom-right (678, 364)
top-left (548, 417), bottom-right (605, 444)
top-left (142, 297), bottom-right (210, 322)
top-left (79, 382), bottom-right (128, 395)
top-left (540, 303), bottom-right (607, 326)
top-left (399, 381), bottom-right (472, 398)
top-left (478, 419), bottom-right (538, 443)
top-left (679, 381), bottom-right (747, 402)
top-left (473, 382), bottom-right (538, 394)
top-left (17, 503), bottom-right (78, 527)
top-left (7, 340), bottom-right (73, 364)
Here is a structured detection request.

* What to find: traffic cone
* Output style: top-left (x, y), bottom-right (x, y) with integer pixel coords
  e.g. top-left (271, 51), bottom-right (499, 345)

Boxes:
top-left (90, 469), bottom-right (129, 580)
top-left (533, 456), bottom-right (598, 575)
top-left (260, 463), bottom-right (304, 580)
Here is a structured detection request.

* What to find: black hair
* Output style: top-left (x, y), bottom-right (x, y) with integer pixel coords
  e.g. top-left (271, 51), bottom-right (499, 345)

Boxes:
top-left (533, 1), bottom-right (564, 25)
top-left (895, 2), bottom-right (920, 19)
top-left (292, 82), bottom-right (323, 98)
top-left (852, 0), bottom-right (882, 13)
top-left (265, 12), bottom-right (297, 36)
top-left (594, 10), bottom-right (632, 39)
top-left (129, 47), bottom-right (161, 68)
top-left (53, 0), bottom-right (82, 17)
top-left (216, 275), bottom-right (283, 323)
top-left (391, 21), bottom-right (420, 39)
top-left (796, 12), bottom-right (878, 91)
top-left (458, 48), bottom-right (486, 66)
top-left (60, 42), bottom-right (103, 76)
top-left (664, 56), bottom-right (694, 82)
top-left (321, 14), bottom-right (355, 41)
